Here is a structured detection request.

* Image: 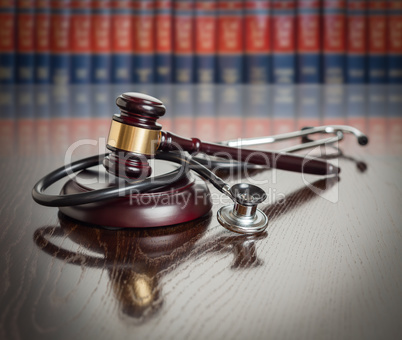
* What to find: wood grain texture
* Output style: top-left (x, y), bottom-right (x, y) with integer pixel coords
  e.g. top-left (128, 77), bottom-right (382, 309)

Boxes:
top-left (0, 116), bottom-right (401, 340)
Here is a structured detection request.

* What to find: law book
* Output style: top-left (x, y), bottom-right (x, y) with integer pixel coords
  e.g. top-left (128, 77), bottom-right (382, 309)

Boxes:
top-left (173, 0), bottom-right (194, 83)
top-left (296, 85), bottom-right (322, 130)
top-left (91, 0), bottom-right (111, 83)
top-left (91, 84), bottom-right (112, 142)
top-left (50, 85), bottom-right (71, 155)
top-left (155, 85), bottom-right (172, 131)
top-left (367, 85), bottom-right (386, 154)
top-left (272, 0), bottom-right (296, 84)
top-left (322, 0), bottom-right (346, 84)
top-left (50, 0), bottom-right (71, 85)
top-left (244, 85), bottom-right (271, 138)
top-left (387, 0), bottom-right (402, 84)
top-left (195, 84), bottom-right (217, 141)
top-left (133, 0), bottom-right (155, 83)
top-left (34, 85), bottom-right (51, 156)
top-left (0, 0), bottom-right (16, 84)
top-left (386, 86), bottom-right (402, 154)
top-left (155, 0), bottom-right (173, 83)
top-left (35, 0), bottom-right (51, 83)
top-left (244, 0), bottom-right (271, 84)
top-left (70, 0), bottom-right (91, 84)
top-left (296, 0), bottom-right (321, 83)
top-left (0, 85), bottom-right (15, 155)
top-left (322, 84), bottom-right (346, 125)
top-left (346, 0), bottom-right (367, 84)
top-left (70, 85), bottom-right (93, 156)
top-left (16, 85), bottom-right (36, 155)
top-left (16, 0), bottom-right (35, 83)
top-left (367, 0), bottom-right (387, 83)
top-left (345, 85), bottom-right (367, 137)
top-left (271, 85), bottom-right (296, 144)
top-left (217, 85), bottom-right (243, 140)
top-left (217, 0), bottom-right (243, 84)
top-left (172, 85), bottom-right (194, 138)
top-left (195, 0), bottom-right (217, 83)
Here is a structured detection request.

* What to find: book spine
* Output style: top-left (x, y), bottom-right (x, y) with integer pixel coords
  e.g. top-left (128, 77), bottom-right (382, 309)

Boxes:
top-left (346, 0), bottom-right (367, 83)
top-left (367, 85), bottom-right (386, 154)
top-left (387, 0), bottom-right (402, 84)
top-left (272, 0), bottom-right (296, 84)
top-left (367, 0), bottom-right (387, 83)
top-left (194, 0), bottom-right (216, 83)
top-left (155, 0), bottom-right (173, 83)
top-left (133, 0), bottom-right (155, 83)
top-left (244, 85), bottom-right (271, 137)
top-left (173, 0), bottom-right (194, 83)
top-left (16, 0), bottom-right (35, 84)
top-left (0, 0), bottom-right (16, 84)
top-left (50, 0), bottom-right (71, 84)
top-left (34, 85), bottom-right (51, 156)
top-left (272, 85), bottom-right (296, 135)
top-left (386, 86), bottom-right (402, 154)
top-left (17, 86), bottom-right (35, 155)
top-left (35, 0), bottom-right (51, 83)
top-left (297, 0), bottom-right (321, 83)
top-left (322, 0), bottom-right (346, 84)
top-left (0, 85), bottom-right (15, 155)
top-left (195, 84), bottom-right (217, 140)
top-left (296, 84), bottom-right (322, 129)
top-left (70, 0), bottom-right (92, 84)
top-left (217, 0), bottom-right (243, 84)
top-left (346, 85), bottom-right (367, 134)
top-left (91, 0), bottom-right (111, 84)
top-left (323, 85), bottom-right (345, 124)
top-left (50, 85), bottom-right (71, 155)
top-left (244, 0), bottom-right (271, 84)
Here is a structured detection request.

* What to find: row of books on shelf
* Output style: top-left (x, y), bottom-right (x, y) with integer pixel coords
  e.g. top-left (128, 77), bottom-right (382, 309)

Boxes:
top-left (0, 84), bottom-right (401, 156)
top-left (0, 0), bottom-right (401, 85)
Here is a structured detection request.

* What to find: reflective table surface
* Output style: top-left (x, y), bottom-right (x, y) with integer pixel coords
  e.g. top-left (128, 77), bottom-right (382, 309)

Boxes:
top-left (0, 85), bottom-right (401, 340)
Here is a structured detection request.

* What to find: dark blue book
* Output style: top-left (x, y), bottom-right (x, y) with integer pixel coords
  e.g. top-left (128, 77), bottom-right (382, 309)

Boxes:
top-left (132, 0), bottom-right (155, 83)
top-left (244, 0), bottom-right (271, 84)
top-left (16, 0), bottom-right (35, 84)
top-left (35, 0), bottom-right (51, 84)
top-left (322, 0), bottom-right (346, 84)
top-left (368, 0), bottom-right (387, 84)
top-left (155, 0), bottom-right (173, 83)
top-left (387, 1), bottom-right (402, 84)
top-left (272, 0), bottom-right (296, 84)
top-left (195, 0), bottom-right (217, 83)
top-left (346, 0), bottom-right (367, 84)
top-left (91, 0), bottom-right (111, 84)
top-left (173, 0), bottom-right (194, 83)
top-left (0, 1), bottom-right (16, 84)
top-left (217, 0), bottom-right (243, 84)
top-left (70, 0), bottom-right (92, 84)
top-left (297, 0), bottom-right (321, 83)
top-left (50, 0), bottom-right (71, 84)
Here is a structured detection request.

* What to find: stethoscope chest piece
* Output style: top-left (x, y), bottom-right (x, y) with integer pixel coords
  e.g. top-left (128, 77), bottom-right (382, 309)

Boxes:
top-left (217, 183), bottom-right (268, 235)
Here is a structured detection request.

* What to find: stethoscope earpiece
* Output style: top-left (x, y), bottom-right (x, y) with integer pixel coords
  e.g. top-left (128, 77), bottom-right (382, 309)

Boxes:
top-left (218, 183), bottom-right (268, 235)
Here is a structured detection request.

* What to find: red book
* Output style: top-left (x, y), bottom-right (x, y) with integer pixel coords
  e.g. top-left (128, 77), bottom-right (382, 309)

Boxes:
top-left (387, 0), bottom-right (402, 83)
top-left (0, 0), bottom-right (16, 84)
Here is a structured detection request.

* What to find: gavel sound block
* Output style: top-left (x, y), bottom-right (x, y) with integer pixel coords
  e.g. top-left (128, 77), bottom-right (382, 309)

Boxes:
top-left (60, 93), bottom-right (213, 228)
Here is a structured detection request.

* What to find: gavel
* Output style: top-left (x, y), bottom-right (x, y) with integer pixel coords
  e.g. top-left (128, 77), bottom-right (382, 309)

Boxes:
top-left (103, 92), bottom-right (339, 179)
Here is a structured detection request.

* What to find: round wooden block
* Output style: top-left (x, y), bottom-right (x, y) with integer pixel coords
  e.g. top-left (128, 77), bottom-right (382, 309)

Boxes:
top-left (59, 160), bottom-right (213, 228)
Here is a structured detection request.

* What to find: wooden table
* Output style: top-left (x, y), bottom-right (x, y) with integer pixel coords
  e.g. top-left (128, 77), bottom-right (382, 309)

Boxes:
top-left (0, 85), bottom-right (401, 340)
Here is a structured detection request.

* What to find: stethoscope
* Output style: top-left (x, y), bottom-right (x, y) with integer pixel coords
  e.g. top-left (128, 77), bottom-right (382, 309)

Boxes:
top-left (32, 92), bottom-right (369, 235)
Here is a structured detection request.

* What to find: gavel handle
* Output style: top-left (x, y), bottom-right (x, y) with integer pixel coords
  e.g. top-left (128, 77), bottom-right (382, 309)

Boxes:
top-left (159, 131), bottom-right (339, 176)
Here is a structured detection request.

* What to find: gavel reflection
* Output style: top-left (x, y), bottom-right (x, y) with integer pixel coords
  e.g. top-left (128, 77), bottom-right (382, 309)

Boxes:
top-left (34, 213), bottom-right (265, 320)
top-left (33, 175), bottom-right (339, 320)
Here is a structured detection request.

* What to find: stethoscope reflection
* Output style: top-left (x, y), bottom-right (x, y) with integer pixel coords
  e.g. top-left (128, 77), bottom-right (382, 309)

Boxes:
top-left (33, 212), bottom-right (266, 320)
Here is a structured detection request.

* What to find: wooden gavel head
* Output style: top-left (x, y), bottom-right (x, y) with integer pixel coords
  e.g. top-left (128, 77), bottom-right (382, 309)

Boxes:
top-left (103, 92), bottom-right (166, 179)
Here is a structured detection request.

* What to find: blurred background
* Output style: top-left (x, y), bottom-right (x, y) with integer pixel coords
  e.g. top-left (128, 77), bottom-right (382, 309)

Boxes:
top-left (0, 0), bottom-right (401, 155)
